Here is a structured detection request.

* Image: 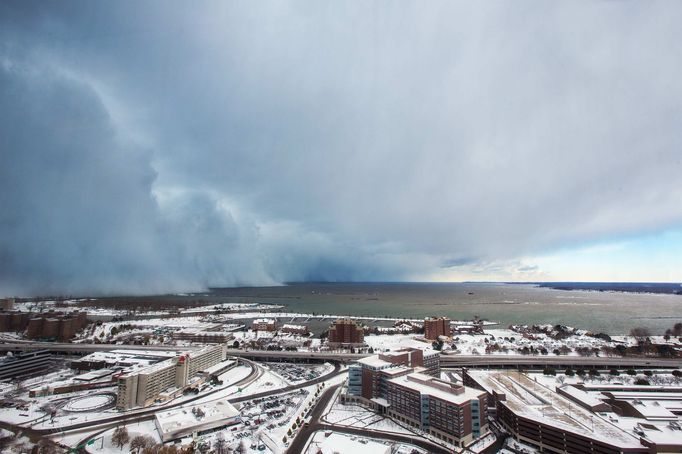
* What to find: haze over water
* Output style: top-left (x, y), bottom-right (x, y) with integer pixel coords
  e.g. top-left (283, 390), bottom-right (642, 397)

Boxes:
top-left (212, 283), bottom-right (682, 335)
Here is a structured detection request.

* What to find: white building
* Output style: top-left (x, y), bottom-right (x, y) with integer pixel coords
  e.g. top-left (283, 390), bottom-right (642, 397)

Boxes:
top-left (117, 345), bottom-right (227, 410)
top-left (155, 400), bottom-right (240, 442)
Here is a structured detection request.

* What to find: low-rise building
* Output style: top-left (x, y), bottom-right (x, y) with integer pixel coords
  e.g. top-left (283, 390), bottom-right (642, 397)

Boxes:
top-left (155, 401), bottom-right (240, 442)
top-left (0, 350), bottom-right (52, 380)
top-left (463, 369), bottom-right (682, 454)
top-left (171, 327), bottom-right (232, 343)
top-left (281, 324), bottom-right (309, 335)
top-left (251, 318), bottom-right (276, 332)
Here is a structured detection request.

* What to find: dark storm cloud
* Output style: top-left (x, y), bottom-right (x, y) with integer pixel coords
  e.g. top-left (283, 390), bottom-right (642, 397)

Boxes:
top-left (1, 1), bottom-right (682, 295)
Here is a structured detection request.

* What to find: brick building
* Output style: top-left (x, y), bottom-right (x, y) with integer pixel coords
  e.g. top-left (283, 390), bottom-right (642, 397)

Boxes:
top-left (385, 372), bottom-right (488, 447)
top-left (251, 318), bottom-right (277, 332)
top-left (22, 311), bottom-right (88, 341)
top-left (424, 317), bottom-right (451, 340)
top-left (327, 318), bottom-right (364, 347)
top-left (347, 348), bottom-right (440, 400)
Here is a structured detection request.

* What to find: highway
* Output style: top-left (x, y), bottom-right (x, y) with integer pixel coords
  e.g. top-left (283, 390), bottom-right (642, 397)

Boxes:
top-left (224, 349), bottom-right (681, 369)
top-left (0, 342), bottom-right (197, 353)
top-left (0, 342), bottom-right (679, 368)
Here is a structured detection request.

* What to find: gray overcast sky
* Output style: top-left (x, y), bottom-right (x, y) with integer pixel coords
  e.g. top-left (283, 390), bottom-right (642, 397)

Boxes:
top-left (1, 1), bottom-right (682, 296)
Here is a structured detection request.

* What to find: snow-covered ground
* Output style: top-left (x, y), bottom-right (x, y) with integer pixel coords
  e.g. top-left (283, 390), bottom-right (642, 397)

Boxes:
top-left (499, 437), bottom-right (541, 454)
top-left (364, 333), bottom-right (435, 352)
top-left (304, 431), bottom-right (426, 454)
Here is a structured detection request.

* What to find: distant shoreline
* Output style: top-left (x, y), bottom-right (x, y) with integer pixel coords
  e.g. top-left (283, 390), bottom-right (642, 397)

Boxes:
top-left (505, 282), bottom-right (682, 296)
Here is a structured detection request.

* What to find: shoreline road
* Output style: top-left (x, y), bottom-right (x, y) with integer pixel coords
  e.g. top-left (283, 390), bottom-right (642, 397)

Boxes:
top-left (288, 383), bottom-right (451, 454)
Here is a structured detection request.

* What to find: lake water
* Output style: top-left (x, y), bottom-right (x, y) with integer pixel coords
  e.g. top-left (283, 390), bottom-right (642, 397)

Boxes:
top-left (210, 282), bottom-right (682, 335)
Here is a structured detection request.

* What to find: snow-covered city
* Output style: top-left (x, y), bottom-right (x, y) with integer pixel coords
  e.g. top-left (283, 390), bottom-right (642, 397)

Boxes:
top-left (0, 296), bottom-right (680, 454)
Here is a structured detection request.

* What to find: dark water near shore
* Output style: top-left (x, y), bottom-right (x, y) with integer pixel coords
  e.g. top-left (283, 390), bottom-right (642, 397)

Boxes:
top-left (209, 282), bottom-right (682, 335)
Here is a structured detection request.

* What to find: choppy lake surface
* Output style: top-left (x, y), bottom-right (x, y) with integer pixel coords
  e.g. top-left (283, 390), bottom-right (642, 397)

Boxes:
top-left (210, 283), bottom-right (682, 335)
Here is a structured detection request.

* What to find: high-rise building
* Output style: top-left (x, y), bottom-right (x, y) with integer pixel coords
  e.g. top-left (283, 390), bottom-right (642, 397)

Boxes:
top-left (424, 317), bottom-right (451, 340)
top-left (327, 318), bottom-right (364, 347)
top-left (116, 345), bottom-right (227, 410)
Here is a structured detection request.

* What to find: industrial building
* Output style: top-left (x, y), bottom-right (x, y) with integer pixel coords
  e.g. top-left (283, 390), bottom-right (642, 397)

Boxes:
top-left (327, 318), bottom-right (364, 347)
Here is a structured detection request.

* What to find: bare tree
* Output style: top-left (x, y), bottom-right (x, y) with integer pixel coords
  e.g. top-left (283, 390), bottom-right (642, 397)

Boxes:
top-left (215, 433), bottom-right (226, 454)
top-left (158, 446), bottom-right (178, 454)
top-left (629, 327), bottom-right (650, 348)
top-left (130, 435), bottom-right (155, 454)
top-left (36, 439), bottom-right (59, 454)
top-left (111, 426), bottom-right (130, 450)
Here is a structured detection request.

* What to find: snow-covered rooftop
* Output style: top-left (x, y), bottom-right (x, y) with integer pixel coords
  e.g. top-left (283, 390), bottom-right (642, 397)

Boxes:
top-left (388, 372), bottom-right (485, 405)
top-left (466, 370), bottom-right (644, 449)
top-left (155, 400), bottom-right (239, 435)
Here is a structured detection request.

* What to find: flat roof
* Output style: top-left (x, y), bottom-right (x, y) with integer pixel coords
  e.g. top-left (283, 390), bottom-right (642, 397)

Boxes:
top-left (466, 370), bottom-right (643, 448)
top-left (388, 372), bottom-right (485, 405)
top-left (155, 401), bottom-right (239, 435)
top-left (73, 369), bottom-right (116, 381)
top-left (558, 385), bottom-right (606, 408)
top-left (356, 356), bottom-right (393, 369)
top-left (201, 360), bottom-right (235, 375)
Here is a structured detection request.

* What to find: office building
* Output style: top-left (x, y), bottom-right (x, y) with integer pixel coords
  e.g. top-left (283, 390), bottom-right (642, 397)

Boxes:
top-left (347, 348), bottom-right (441, 400)
top-left (384, 372), bottom-right (488, 447)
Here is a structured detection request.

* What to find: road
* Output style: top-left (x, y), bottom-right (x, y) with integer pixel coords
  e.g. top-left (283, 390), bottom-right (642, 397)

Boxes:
top-left (62, 361), bottom-right (341, 450)
top-left (288, 384), bottom-right (451, 454)
top-left (0, 342), bottom-right (197, 353)
top-left (28, 358), bottom-right (259, 439)
top-left (225, 349), bottom-right (682, 369)
top-left (1, 343), bottom-right (678, 368)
